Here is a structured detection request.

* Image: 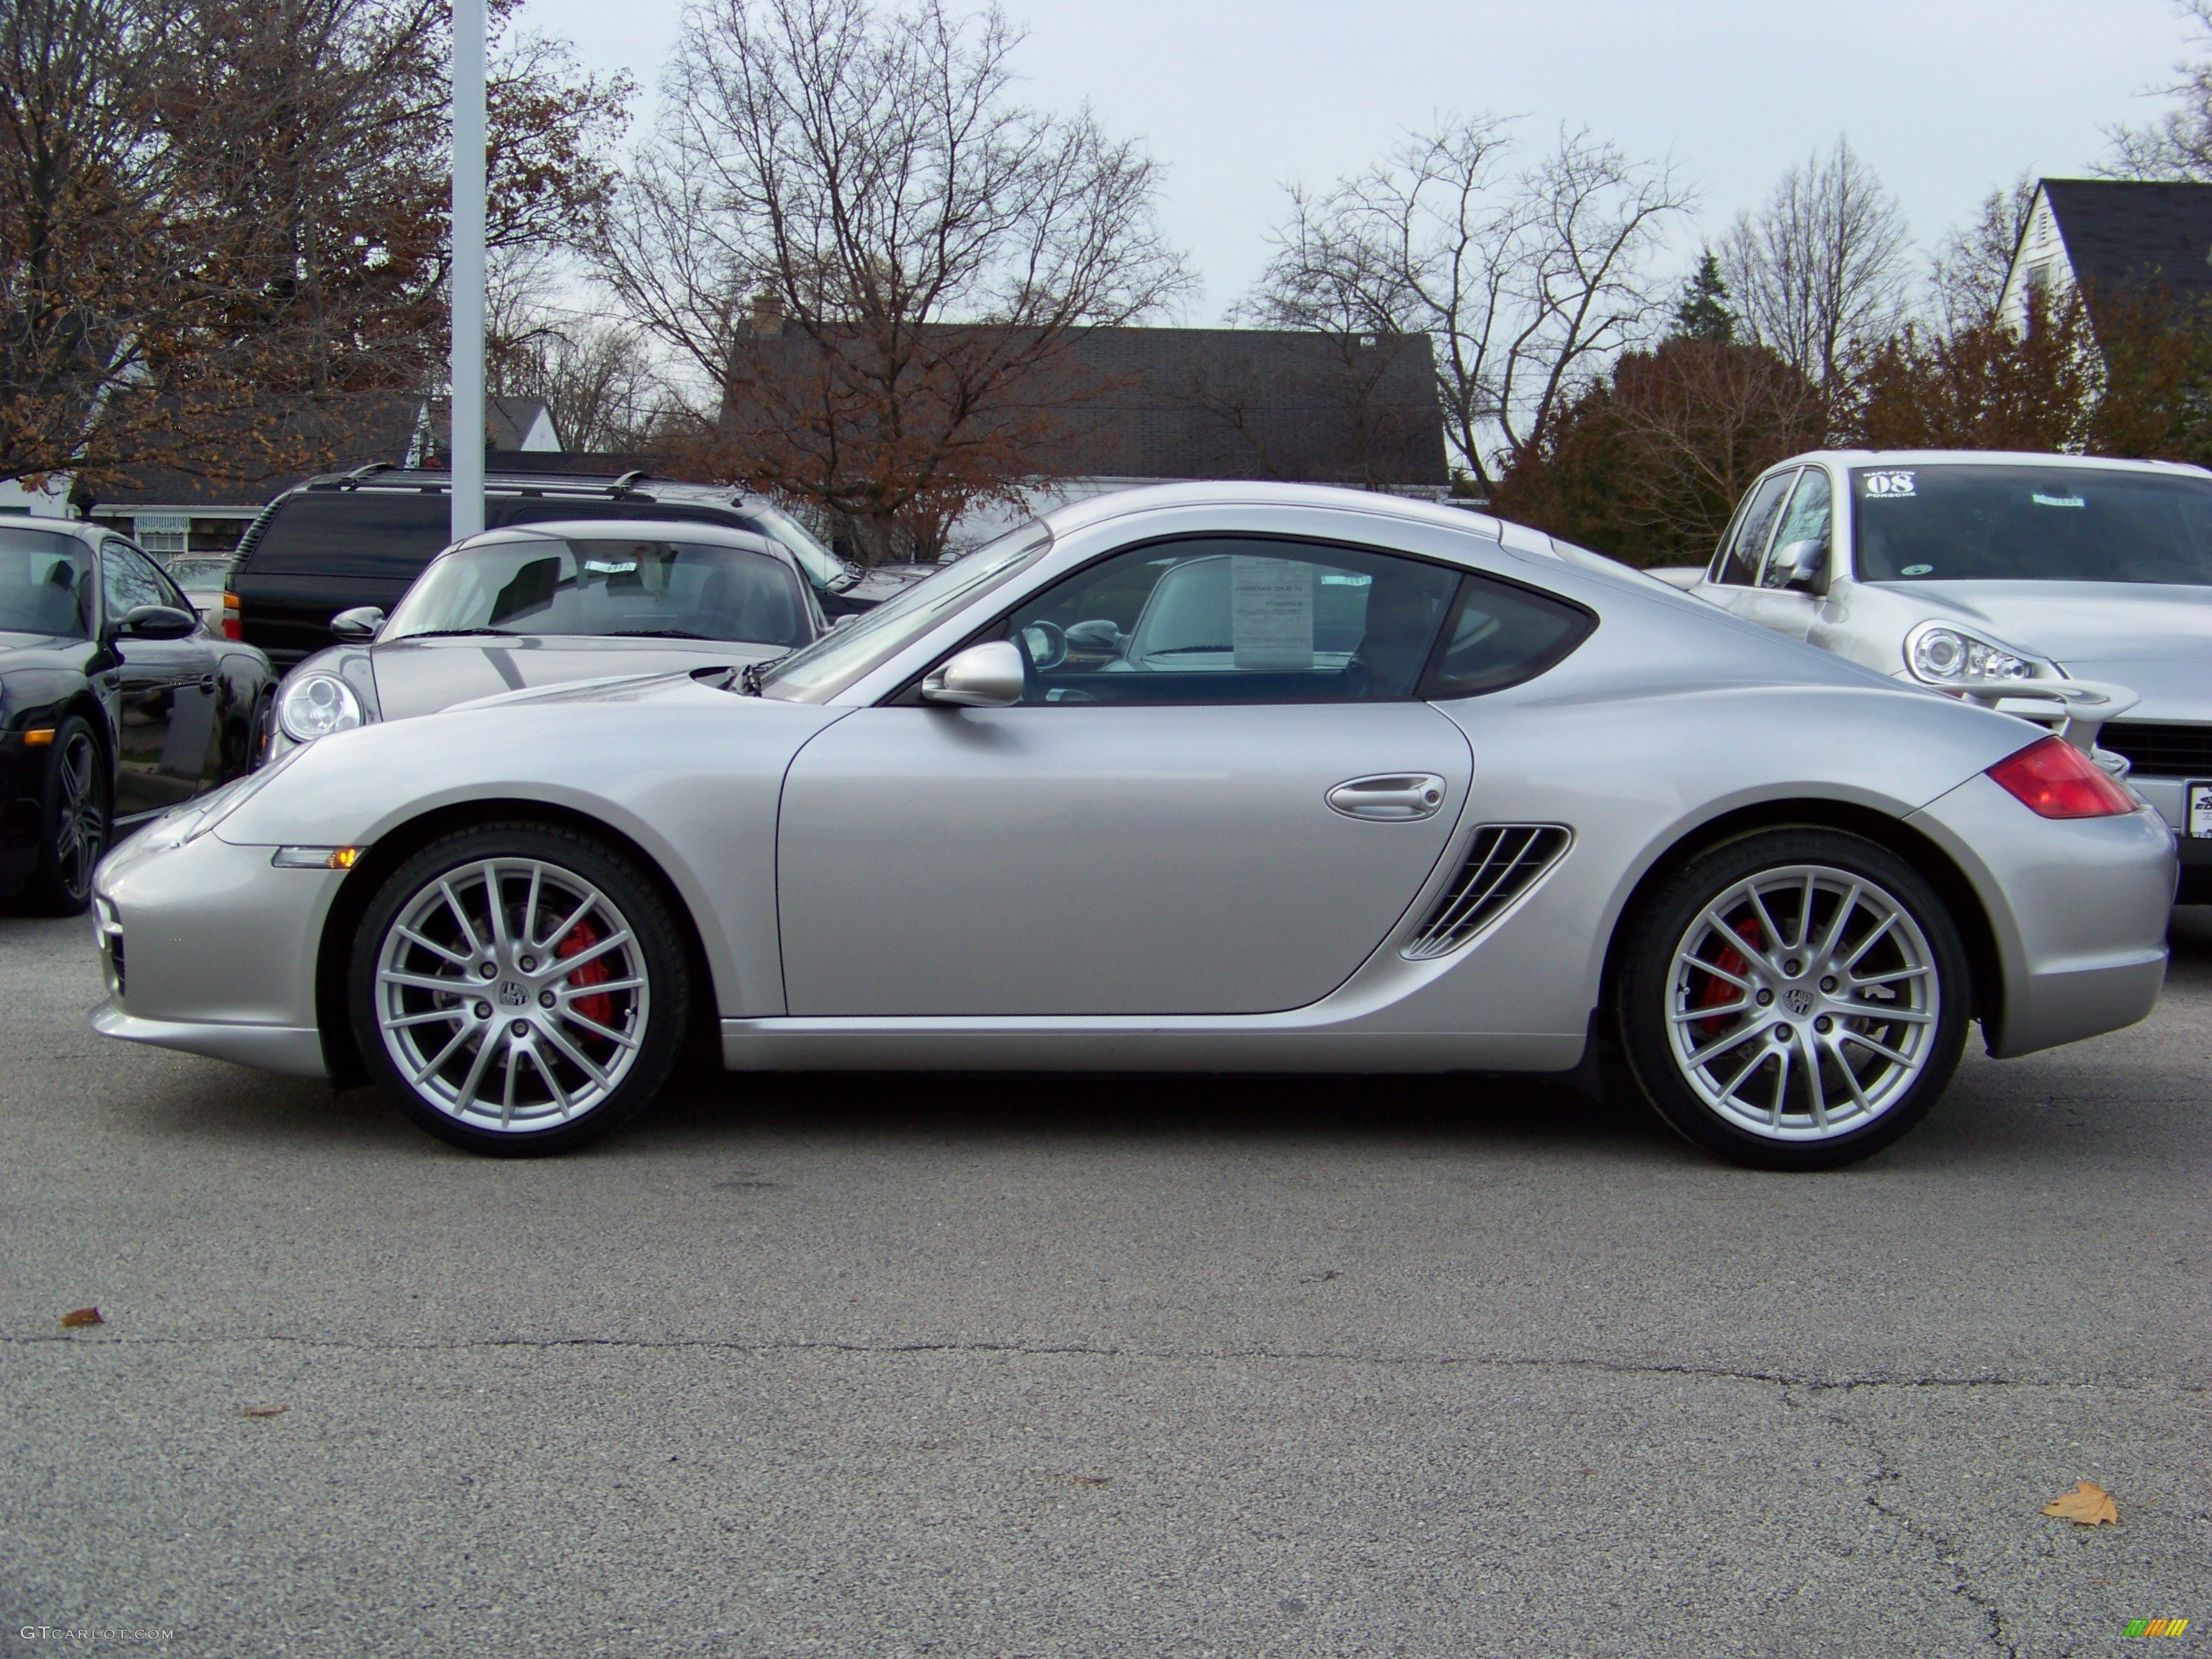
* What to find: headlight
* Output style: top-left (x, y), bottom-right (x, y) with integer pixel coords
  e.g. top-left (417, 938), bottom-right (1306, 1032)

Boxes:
top-left (1904, 622), bottom-right (2036, 684)
top-left (278, 672), bottom-right (364, 741)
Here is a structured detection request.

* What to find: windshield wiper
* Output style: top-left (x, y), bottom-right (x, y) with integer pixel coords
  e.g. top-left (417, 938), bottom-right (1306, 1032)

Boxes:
top-left (736, 652), bottom-right (791, 696)
top-left (403, 627), bottom-right (522, 639)
top-left (604, 628), bottom-right (715, 640)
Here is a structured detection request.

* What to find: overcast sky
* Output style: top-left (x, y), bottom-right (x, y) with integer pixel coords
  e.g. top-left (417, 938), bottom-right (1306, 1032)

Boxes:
top-left (525, 0), bottom-right (2197, 318)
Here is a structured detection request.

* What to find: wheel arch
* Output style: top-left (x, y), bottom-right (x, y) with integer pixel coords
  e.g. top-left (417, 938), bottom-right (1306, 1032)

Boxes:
top-left (1596, 797), bottom-right (2003, 1037)
top-left (313, 796), bottom-right (722, 1090)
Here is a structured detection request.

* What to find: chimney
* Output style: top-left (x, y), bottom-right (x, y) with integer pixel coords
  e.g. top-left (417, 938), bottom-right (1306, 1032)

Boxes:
top-left (750, 288), bottom-right (785, 338)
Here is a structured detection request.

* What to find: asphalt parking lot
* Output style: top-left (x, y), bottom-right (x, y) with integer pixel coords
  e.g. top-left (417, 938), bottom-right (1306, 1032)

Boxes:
top-left (2, 908), bottom-right (2206, 1659)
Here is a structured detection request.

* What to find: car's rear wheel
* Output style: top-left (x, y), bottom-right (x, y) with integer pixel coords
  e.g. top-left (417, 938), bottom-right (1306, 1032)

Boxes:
top-left (1615, 829), bottom-right (1971, 1170)
top-left (19, 714), bottom-right (109, 916)
top-left (348, 824), bottom-right (690, 1155)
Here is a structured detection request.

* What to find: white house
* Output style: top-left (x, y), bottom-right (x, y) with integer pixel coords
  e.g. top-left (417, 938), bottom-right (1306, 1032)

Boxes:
top-left (2000, 178), bottom-right (2212, 335)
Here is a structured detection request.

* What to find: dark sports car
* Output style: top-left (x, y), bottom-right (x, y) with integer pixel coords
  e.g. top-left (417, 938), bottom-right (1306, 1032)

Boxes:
top-left (1, 521), bottom-right (276, 912)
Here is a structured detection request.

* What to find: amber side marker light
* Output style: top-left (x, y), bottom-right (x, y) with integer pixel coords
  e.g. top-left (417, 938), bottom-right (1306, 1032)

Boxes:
top-left (23, 727), bottom-right (55, 746)
top-left (271, 846), bottom-right (363, 870)
top-left (1987, 734), bottom-right (2137, 819)
top-left (220, 591), bottom-right (242, 641)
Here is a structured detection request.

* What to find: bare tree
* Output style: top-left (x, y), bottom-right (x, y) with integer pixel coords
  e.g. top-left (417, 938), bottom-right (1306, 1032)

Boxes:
top-left (601, 0), bottom-right (1189, 561)
top-left (489, 295), bottom-right (667, 452)
top-left (1244, 118), bottom-right (1691, 492)
top-left (2104, 0), bottom-right (2212, 178)
top-left (1719, 137), bottom-right (1912, 385)
top-left (1928, 174), bottom-right (2037, 338)
top-left (2, 0), bottom-right (630, 491)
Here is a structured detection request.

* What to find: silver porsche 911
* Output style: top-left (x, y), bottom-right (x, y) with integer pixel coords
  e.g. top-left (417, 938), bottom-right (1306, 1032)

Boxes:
top-left (88, 483), bottom-right (2175, 1169)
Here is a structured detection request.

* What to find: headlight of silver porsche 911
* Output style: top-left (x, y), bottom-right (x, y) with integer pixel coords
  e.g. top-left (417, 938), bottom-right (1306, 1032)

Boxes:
top-left (278, 672), bottom-right (365, 741)
top-left (1904, 621), bottom-right (2039, 685)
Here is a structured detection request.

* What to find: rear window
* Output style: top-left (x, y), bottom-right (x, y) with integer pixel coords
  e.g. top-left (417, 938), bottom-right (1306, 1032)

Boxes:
top-left (240, 492), bottom-right (756, 581)
top-left (240, 493), bottom-right (452, 579)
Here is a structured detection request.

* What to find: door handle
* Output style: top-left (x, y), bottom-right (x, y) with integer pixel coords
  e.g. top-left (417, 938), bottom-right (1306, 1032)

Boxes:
top-left (1326, 773), bottom-right (1448, 822)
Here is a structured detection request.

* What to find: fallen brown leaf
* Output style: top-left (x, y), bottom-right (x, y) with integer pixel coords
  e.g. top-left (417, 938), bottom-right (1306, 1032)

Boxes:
top-left (59, 1307), bottom-right (102, 1328)
top-left (1068, 1476), bottom-right (1110, 1486)
top-left (242, 1405), bottom-right (288, 1418)
top-left (2043, 1481), bottom-right (2117, 1526)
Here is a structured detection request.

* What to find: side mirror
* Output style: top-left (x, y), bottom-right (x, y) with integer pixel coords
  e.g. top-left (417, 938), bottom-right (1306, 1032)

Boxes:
top-left (115, 604), bottom-right (200, 640)
top-left (1766, 538), bottom-right (1827, 594)
top-left (920, 639), bottom-right (1024, 707)
top-left (329, 605), bottom-right (385, 643)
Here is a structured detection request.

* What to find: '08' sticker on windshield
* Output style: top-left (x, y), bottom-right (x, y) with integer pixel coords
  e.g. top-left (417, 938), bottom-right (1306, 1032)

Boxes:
top-left (1861, 470), bottom-right (1916, 498)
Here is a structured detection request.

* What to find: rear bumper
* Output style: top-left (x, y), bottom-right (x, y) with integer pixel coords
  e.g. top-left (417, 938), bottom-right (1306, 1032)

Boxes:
top-left (2124, 777), bottom-right (2211, 903)
top-left (1907, 776), bottom-right (2175, 1058)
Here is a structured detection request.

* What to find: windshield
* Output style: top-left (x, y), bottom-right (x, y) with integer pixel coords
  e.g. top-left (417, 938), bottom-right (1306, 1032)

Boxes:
top-left (0, 528), bottom-right (93, 638)
top-left (743, 500), bottom-right (848, 586)
top-left (383, 536), bottom-right (812, 647)
top-left (1853, 464), bottom-right (2212, 585)
top-left (761, 520), bottom-right (1052, 701)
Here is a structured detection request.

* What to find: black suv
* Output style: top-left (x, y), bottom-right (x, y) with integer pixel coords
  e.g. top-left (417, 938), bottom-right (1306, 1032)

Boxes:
top-left (227, 466), bottom-right (931, 667)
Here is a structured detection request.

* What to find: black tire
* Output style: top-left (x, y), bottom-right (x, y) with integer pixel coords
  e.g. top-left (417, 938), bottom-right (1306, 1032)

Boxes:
top-left (347, 822), bottom-right (691, 1155)
top-left (18, 714), bottom-right (110, 917)
top-left (1614, 828), bottom-right (1972, 1171)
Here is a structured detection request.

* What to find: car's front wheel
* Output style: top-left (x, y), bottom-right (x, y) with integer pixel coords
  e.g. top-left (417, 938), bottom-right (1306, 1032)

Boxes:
top-left (1615, 829), bottom-right (1971, 1170)
top-left (19, 714), bottom-right (109, 916)
top-left (348, 824), bottom-right (691, 1155)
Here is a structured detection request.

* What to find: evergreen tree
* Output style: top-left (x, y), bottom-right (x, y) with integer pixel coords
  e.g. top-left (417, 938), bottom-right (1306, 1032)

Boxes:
top-left (1672, 251), bottom-right (1738, 342)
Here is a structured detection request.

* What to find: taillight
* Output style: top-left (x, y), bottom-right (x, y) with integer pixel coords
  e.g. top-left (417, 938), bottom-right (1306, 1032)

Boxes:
top-left (1986, 735), bottom-right (2136, 819)
top-left (221, 590), bottom-right (242, 641)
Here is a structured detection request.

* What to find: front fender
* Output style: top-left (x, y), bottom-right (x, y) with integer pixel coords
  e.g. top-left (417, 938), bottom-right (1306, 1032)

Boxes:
top-left (214, 684), bottom-right (849, 1018)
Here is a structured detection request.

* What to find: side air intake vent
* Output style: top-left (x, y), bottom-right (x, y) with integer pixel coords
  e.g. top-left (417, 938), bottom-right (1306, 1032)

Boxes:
top-left (1402, 824), bottom-right (1572, 960)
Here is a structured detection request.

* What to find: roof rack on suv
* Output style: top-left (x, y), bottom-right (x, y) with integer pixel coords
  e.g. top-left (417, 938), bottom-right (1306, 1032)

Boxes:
top-left (337, 461), bottom-right (393, 488)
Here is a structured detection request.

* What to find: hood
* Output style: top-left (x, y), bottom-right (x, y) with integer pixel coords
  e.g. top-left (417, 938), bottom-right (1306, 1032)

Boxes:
top-left (368, 632), bottom-right (786, 721)
top-left (1894, 580), bottom-right (2212, 722)
top-left (838, 561), bottom-right (939, 605)
top-left (0, 627), bottom-right (89, 661)
top-left (1898, 580), bottom-right (2212, 661)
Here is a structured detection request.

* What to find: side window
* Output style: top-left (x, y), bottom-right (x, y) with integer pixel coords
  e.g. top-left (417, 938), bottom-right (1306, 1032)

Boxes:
top-left (996, 537), bottom-right (1459, 706)
top-left (1714, 470), bottom-right (1796, 586)
top-left (1759, 469), bottom-right (1831, 588)
top-left (1424, 573), bottom-right (1595, 698)
top-left (101, 541), bottom-right (172, 626)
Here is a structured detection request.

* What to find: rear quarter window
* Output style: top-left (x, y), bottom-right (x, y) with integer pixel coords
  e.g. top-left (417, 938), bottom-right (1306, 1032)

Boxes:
top-left (1423, 573), bottom-right (1596, 698)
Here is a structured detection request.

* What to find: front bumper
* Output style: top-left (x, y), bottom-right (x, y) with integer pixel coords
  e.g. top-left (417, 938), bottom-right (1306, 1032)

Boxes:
top-left (1909, 775), bottom-right (2175, 1057)
top-left (90, 1002), bottom-right (328, 1076)
top-left (88, 824), bottom-right (342, 1078)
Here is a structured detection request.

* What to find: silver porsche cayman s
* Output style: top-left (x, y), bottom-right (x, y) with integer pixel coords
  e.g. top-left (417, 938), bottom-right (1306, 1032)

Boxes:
top-left (88, 484), bottom-right (2176, 1168)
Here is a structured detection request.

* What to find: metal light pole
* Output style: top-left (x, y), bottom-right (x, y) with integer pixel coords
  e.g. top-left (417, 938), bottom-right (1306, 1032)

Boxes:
top-left (450, 0), bottom-right (486, 540)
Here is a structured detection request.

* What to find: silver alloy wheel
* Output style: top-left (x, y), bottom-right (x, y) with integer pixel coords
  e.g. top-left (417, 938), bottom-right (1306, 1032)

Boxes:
top-left (1664, 863), bottom-right (1939, 1142)
top-left (373, 857), bottom-right (649, 1132)
top-left (52, 729), bottom-right (105, 903)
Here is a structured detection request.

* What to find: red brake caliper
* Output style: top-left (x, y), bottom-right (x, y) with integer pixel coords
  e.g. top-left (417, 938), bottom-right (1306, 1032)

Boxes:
top-left (1694, 913), bottom-right (1763, 1039)
top-left (557, 918), bottom-right (614, 1027)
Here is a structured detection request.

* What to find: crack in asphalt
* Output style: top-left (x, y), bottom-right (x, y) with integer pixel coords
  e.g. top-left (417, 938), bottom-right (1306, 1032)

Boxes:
top-left (1784, 1382), bottom-right (2019, 1658)
top-left (3, 1330), bottom-right (2198, 1397)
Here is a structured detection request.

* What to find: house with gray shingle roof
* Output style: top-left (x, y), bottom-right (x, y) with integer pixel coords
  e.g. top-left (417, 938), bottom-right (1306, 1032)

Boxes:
top-left (2000, 178), bottom-right (2212, 335)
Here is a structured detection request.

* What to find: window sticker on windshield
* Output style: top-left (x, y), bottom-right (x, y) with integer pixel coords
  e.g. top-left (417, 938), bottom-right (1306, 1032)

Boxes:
top-left (1231, 556), bottom-right (1314, 671)
top-left (2030, 492), bottom-right (2086, 508)
top-left (584, 560), bottom-right (638, 574)
top-left (1901, 563), bottom-right (1935, 576)
top-left (1861, 470), bottom-right (1916, 498)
